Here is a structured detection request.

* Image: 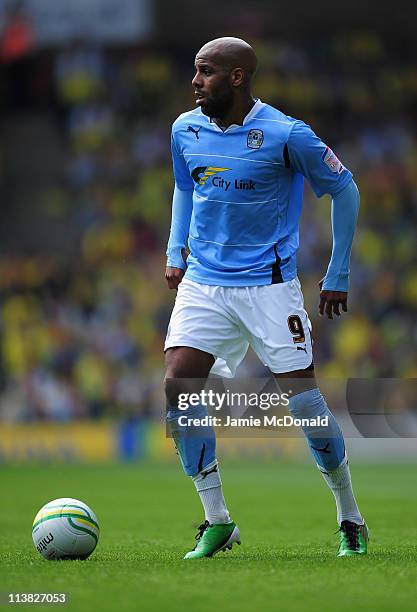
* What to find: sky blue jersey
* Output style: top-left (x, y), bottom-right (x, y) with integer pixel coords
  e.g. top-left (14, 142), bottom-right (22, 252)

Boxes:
top-left (170, 99), bottom-right (353, 286)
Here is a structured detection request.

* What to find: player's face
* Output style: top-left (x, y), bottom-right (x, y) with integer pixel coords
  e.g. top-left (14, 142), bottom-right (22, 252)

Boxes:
top-left (192, 57), bottom-right (234, 118)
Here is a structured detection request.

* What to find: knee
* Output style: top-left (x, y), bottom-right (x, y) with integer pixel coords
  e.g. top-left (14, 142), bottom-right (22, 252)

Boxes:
top-left (288, 387), bottom-right (325, 418)
top-left (164, 359), bottom-right (190, 407)
top-left (164, 374), bottom-right (184, 408)
top-left (164, 347), bottom-right (213, 407)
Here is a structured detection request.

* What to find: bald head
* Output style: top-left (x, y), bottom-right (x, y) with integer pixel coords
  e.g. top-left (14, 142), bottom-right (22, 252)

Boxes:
top-left (192, 37), bottom-right (257, 121)
top-left (196, 37), bottom-right (257, 85)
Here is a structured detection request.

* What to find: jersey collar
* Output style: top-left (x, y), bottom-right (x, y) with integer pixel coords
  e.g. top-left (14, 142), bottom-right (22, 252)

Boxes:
top-left (208, 98), bottom-right (264, 133)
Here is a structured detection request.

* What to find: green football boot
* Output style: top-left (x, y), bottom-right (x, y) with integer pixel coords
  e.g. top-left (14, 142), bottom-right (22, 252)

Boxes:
top-left (337, 520), bottom-right (369, 556)
top-left (184, 520), bottom-right (241, 559)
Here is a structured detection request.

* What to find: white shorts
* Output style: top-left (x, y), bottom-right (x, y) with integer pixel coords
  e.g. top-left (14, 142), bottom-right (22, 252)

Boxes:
top-left (164, 278), bottom-right (313, 377)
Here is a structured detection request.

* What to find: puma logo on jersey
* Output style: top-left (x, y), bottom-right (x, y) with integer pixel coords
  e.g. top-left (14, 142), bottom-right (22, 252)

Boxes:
top-left (187, 125), bottom-right (201, 140)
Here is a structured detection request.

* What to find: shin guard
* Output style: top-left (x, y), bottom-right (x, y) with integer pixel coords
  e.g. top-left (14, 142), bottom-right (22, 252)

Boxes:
top-left (288, 387), bottom-right (346, 471)
top-left (166, 403), bottom-right (216, 477)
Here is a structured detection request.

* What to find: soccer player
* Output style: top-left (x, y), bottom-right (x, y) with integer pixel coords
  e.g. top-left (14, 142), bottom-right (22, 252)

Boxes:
top-left (164, 37), bottom-right (368, 559)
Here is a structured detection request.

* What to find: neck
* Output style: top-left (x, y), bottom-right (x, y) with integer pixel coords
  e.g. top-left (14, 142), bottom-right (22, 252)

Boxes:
top-left (213, 95), bottom-right (255, 129)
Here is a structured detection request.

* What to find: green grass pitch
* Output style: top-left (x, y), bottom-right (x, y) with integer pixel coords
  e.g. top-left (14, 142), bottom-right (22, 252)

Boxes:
top-left (2, 460), bottom-right (417, 611)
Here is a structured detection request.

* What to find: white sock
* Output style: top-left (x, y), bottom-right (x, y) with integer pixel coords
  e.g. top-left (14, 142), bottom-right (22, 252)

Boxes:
top-left (192, 461), bottom-right (231, 525)
top-left (319, 457), bottom-right (364, 525)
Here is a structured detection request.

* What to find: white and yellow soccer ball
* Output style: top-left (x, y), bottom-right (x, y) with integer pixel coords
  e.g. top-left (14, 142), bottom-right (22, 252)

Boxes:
top-left (32, 498), bottom-right (99, 560)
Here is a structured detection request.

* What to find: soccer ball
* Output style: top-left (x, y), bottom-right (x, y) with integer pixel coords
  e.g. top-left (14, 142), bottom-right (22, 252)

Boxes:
top-left (32, 497), bottom-right (99, 560)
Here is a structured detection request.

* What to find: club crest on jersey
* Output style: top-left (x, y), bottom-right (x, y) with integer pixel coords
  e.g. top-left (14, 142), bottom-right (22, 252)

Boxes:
top-left (247, 129), bottom-right (264, 149)
top-left (322, 146), bottom-right (345, 174)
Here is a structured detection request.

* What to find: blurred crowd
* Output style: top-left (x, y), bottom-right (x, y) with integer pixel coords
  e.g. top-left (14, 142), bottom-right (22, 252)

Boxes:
top-left (0, 31), bottom-right (416, 421)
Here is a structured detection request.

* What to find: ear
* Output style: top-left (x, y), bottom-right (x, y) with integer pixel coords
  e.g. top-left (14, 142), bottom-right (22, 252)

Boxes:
top-left (230, 67), bottom-right (245, 88)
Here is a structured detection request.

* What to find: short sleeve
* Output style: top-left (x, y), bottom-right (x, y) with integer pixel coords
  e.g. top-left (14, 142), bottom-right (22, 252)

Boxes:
top-left (171, 130), bottom-right (194, 190)
top-left (287, 121), bottom-right (352, 197)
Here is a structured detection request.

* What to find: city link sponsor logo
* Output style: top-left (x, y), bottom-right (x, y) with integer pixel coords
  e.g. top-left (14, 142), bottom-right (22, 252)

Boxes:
top-left (191, 166), bottom-right (255, 191)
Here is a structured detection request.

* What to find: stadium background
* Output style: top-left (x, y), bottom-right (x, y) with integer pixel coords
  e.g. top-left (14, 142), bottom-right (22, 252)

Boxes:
top-left (0, 0), bottom-right (416, 462)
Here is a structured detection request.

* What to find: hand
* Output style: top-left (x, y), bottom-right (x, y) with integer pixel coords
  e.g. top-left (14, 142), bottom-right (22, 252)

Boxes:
top-left (165, 248), bottom-right (188, 290)
top-left (165, 266), bottom-right (185, 289)
top-left (318, 278), bottom-right (348, 319)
